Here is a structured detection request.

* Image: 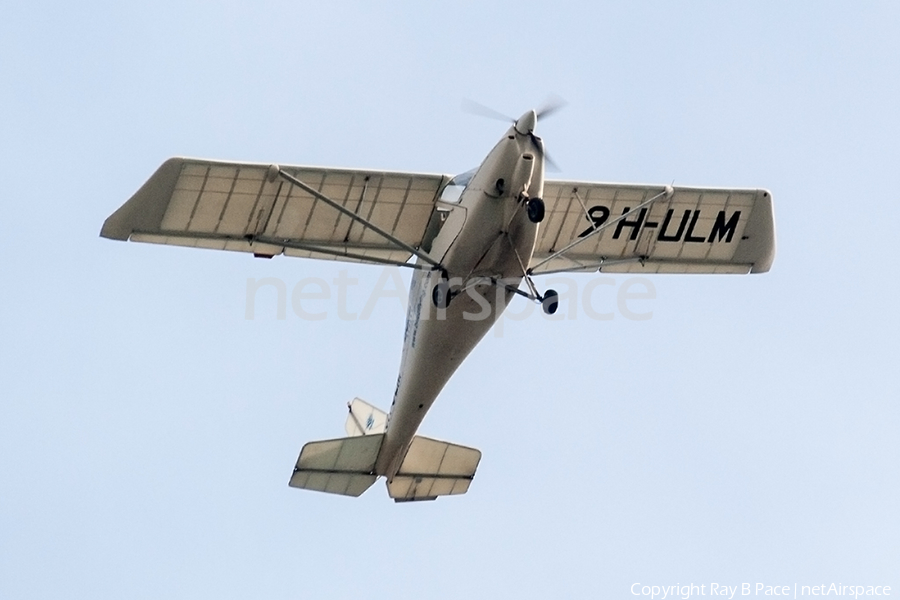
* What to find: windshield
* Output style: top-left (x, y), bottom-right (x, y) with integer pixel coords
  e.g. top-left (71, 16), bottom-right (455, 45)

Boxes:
top-left (439, 168), bottom-right (476, 203)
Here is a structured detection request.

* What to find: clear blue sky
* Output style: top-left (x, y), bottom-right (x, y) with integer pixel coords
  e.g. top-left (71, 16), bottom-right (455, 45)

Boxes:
top-left (2, 2), bottom-right (897, 598)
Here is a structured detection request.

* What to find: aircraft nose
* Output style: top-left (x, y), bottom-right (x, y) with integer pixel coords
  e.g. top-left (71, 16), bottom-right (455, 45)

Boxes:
top-left (514, 110), bottom-right (537, 135)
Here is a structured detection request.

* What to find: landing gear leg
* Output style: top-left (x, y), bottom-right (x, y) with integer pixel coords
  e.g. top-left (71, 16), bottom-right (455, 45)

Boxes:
top-left (501, 231), bottom-right (557, 315)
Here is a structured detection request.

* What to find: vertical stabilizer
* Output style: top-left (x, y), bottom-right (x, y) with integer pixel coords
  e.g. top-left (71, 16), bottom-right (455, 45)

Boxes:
top-left (345, 397), bottom-right (387, 436)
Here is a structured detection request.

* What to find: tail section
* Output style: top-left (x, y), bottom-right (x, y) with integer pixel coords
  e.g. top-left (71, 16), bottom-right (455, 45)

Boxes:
top-left (289, 398), bottom-right (481, 501)
top-left (387, 436), bottom-right (481, 502)
top-left (344, 397), bottom-right (387, 436)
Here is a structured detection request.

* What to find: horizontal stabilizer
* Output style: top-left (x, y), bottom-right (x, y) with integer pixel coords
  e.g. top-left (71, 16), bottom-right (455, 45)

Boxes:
top-left (388, 436), bottom-right (481, 502)
top-left (345, 398), bottom-right (387, 436)
top-left (289, 434), bottom-right (383, 497)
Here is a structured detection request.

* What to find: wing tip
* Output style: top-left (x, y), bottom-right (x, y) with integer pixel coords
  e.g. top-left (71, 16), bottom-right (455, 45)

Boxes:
top-left (100, 157), bottom-right (185, 242)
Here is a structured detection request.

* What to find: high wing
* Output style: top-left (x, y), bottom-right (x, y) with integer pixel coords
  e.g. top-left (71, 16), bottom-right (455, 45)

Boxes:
top-left (531, 181), bottom-right (776, 275)
top-left (101, 157), bottom-right (451, 267)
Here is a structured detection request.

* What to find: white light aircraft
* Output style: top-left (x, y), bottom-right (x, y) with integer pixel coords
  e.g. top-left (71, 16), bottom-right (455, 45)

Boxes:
top-left (102, 107), bottom-right (776, 502)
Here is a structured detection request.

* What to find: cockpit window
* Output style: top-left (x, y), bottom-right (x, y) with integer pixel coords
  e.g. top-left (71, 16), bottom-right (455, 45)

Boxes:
top-left (439, 168), bottom-right (476, 204)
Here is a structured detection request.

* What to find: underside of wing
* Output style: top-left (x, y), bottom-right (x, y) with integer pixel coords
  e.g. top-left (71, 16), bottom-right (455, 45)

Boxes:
top-left (101, 158), bottom-right (451, 267)
top-left (532, 181), bottom-right (776, 275)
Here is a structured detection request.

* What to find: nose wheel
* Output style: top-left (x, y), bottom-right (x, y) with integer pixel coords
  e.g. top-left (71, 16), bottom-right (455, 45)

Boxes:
top-left (526, 197), bottom-right (545, 223)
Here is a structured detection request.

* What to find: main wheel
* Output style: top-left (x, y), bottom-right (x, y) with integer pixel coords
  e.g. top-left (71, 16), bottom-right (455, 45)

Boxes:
top-left (432, 281), bottom-right (451, 309)
top-left (527, 197), bottom-right (545, 223)
top-left (541, 289), bottom-right (559, 315)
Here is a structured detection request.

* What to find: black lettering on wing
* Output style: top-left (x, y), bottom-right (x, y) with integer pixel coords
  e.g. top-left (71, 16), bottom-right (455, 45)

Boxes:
top-left (684, 210), bottom-right (706, 243)
top-left (707, 210), bottom-right (742, 243)
top-left (613, 208), bottom-right (647, 241)
top-left (578, 206), bottom-right (610, 238)
top-left (658, 209), bottom-right (690, 242)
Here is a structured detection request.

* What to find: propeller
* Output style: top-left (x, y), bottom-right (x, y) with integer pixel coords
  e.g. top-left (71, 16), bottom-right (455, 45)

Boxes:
top-left (535, 94), bottom-right (567, 121)
top-left (461, 95), bottom-right (568, 123)
top-left (460, 98), bottom-right (515, 123)
top-left (461, 96), bottom-right (566, 172)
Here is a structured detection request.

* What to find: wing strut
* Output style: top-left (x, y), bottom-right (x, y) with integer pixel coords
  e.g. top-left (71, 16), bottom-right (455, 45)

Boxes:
top-left (528, 185), bottom-right (674, 275)
top-left (276, 168), bottom-right (443, 269)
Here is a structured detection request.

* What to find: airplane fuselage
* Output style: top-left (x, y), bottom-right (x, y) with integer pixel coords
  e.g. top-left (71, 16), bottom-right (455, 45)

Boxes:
top-left (374, 113), bottom-right (545, 478)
